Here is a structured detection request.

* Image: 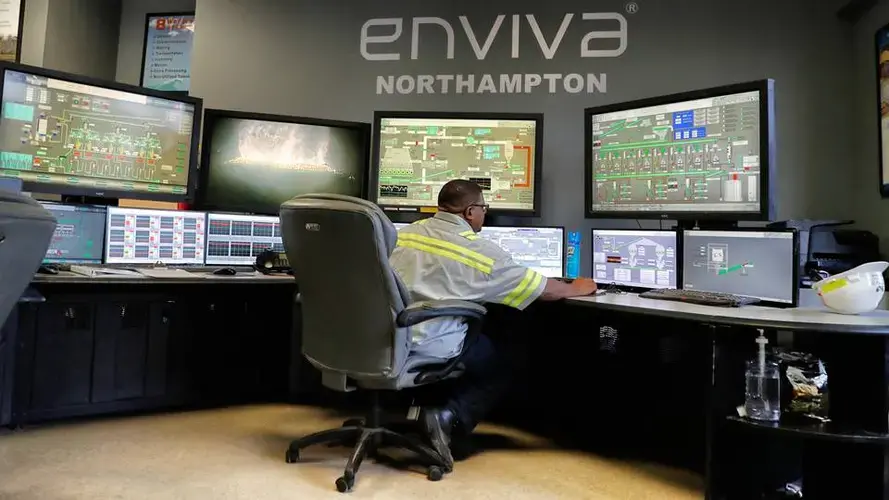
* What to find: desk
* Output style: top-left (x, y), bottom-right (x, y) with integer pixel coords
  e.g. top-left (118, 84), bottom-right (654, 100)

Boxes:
top-left (2, 273), bottom-right (298, 427)
top-left (565, 290), bottom-right (889, 499)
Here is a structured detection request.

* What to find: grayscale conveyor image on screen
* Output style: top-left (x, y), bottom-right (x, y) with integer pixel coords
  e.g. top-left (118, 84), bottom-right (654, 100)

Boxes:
top-left (41, 202), bottom-right (106, 264)
top-left (592, 229), bottom-right (677, 289)
top-left (202, 117), bottom-right (365, 215)
top-left (682, 230), bottom-right (794, 303)
top-left (590, 90), bottom-right (761, 214)
top-left (478, 226), bottom-right (563, 277)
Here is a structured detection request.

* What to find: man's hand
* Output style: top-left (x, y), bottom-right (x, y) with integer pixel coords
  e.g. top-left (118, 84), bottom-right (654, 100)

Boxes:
top-left (570, 277), bottom-right (598, 296)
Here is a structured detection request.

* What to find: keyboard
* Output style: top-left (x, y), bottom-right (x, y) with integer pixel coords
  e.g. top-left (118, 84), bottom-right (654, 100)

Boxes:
top-left (638, 289), bottom-right (760, 307)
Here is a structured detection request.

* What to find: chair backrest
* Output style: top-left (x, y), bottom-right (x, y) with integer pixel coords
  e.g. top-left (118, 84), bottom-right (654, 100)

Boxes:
top-left (279, 194), bottom-right (411, 383)
top-left (0, 193), bottom-right (56, 325)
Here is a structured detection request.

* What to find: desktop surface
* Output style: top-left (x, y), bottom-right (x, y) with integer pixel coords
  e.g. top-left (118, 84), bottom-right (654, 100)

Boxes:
top-left (105, 206), bottom-right (206, 265)
top-left (41, 202), bottom-right (106, 264)
top-left (592, 229), bottom-right (677, 289)
top-left (205, 212), bottom-right (283, 266)
top-left (588, 84), bottom-right (770, 217)
top-left (682, 229), bottom-right (796, 305)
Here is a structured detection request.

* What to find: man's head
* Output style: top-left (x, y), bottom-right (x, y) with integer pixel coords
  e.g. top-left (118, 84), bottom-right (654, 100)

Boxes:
top-left (437, 179), bottom-right (488, 232)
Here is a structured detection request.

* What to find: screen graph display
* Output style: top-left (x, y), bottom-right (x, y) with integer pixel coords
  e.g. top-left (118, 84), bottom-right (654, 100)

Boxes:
top-left (374, 114), bottom-right (540, 214)
top-left (41, 202), bottom-right (106, 264)
top-left (588, 84), bottom-right (771, 218)
top-left (682, 230), bottom-right (796, 304)
top-left (205, 212), bottom-right (283, 266)
top-left (105, 206), bottom-right (205, 265)
top-left (0, 67), bottom-right (197, 200)
top-left (592, 229), bottom-right (678, 289)
top-left (198, 111), bottom-right (369, 215)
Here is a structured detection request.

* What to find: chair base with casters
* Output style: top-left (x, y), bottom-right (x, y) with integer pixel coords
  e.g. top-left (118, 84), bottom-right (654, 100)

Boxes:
top-left (285, 392), bottom-right (449, 493)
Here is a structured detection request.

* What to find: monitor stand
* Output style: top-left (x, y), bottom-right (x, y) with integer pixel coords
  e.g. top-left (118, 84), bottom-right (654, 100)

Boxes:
top-left (61, 195), bottom-right (118, 206)
top-left (674, 220), bottom-right (739, 231)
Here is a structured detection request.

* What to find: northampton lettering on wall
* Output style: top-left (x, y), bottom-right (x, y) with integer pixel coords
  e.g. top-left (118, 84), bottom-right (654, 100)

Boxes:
top-left (359, 13), bottom-right (628, 95)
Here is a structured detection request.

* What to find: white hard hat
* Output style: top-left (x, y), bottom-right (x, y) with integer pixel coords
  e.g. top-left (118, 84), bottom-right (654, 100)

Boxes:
top-left (812, 261), bottom-right (888, 314)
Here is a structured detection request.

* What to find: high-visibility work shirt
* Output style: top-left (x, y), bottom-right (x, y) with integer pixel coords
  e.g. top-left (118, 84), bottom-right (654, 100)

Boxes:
top-left (390, 212), bottom-right (547, 360)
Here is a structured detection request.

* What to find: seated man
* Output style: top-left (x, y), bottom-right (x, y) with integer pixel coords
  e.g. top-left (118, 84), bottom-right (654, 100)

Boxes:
top-left (389, 179), bottom-right (598, 467)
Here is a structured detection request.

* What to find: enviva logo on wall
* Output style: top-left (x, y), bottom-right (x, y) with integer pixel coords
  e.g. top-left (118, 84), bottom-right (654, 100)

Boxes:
top-left (359, 10), bottom-right (632, 96)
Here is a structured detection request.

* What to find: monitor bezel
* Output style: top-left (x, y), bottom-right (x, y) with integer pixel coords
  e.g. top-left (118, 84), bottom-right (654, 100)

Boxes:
top-left (584, 79), bottom-right (776, 222)
top-left (370, 111), bottom-right (545, 218)
top-left (104, 205), bottom-right (208, 266)
top-left (195, 108), bottom-right (372, 216)
top-left (0, 62), bottom-right (203, 203)
top-left (680, 227), bottom-right (800, 308)
top-left (875, 23), bottom-right (889, 198)
top-left (482, 223), bottom-right (566, 277)
top-left (590, 227), bottom-right (681, 292)
top-left (40, 201), bottom-right (107, 265)
top-left (204, 210), bottom-right (282, 267)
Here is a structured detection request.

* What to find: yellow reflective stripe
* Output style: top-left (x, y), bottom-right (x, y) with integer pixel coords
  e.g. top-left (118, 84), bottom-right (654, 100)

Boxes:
top-left (412, 218), bottom-right (430, 225)
top-left (503, 269), bottom-right (543, 307)
top-left (397, 232), bottom-right (494, 266)
top-left (459, 230), bottom-right (480, 241)
top-left (396, 240), bottom-right (492, 274)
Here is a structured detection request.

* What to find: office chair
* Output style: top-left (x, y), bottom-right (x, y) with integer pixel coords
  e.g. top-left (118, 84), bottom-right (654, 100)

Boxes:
top-left (279, 194), bottom-right (486, 493)
top-left (0, 192), bottom-right (55, 325)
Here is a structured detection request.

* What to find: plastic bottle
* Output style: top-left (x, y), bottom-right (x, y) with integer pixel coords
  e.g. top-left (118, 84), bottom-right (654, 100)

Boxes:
top-left (744, 331), bottom-right (781, 422)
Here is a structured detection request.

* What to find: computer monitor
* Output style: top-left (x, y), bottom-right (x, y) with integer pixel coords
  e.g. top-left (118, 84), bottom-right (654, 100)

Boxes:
top-left (479, 226), bottom-right (564, 277)
top-left (196, 109), bottom-right (371, 215)
top-left (585, 80), bottom-right (775, 221)
top-left (681, 229), bottom-right (799, 306)
top-left (592, 229), bottom-right (678, 290)
top-left (104, 206), bottom-right (206, 265)
top-left (40, 202), bottom-right (106, 264)
top-left (205, 212), bottom-right (283, 266)
top-left (372, 112), bottom-right (543, 217)
top-left (0, 63), bottom-right (202, 202)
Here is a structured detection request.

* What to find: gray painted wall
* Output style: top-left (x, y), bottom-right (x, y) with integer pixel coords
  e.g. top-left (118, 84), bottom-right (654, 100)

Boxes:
top-left (115, 0), bottom-right (195, 85)
top-left (41, 0), bottom-right (121, 80)
top-left (185, 0), bottom-right (857, 274)
top-left (20, 0), bottom-right (48, 66)
top-left (854, 1), bottom-right (889, 254)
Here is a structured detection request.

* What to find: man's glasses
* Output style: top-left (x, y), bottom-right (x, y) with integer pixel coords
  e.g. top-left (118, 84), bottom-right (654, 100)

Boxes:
top-left (468, 203), bottom-right (489, 213)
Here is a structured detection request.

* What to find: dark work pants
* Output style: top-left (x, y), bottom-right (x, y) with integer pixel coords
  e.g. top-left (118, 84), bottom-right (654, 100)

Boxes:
top-left (444, 333), bottom-right (514, 434)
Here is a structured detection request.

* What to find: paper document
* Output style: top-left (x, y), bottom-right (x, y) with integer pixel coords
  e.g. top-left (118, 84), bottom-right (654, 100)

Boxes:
top-left (69, 266), bottom-right (144, 278)
top-left (138, 268), bottom-right (203, 279)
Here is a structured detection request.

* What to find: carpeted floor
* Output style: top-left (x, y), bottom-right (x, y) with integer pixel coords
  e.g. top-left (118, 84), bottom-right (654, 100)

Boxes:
top-left (0, 405), bottom-right (703, 499)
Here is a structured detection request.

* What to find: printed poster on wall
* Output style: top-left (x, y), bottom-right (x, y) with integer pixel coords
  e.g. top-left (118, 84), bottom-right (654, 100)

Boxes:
top-left (141, 13), bottom-right (195, 92)
top-left (0, 0), bottom-right (22, 62)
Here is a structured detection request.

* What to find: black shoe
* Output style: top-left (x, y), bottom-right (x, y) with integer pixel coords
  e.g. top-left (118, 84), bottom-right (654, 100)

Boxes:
top-left (421, 407), bottom-right (456, 471)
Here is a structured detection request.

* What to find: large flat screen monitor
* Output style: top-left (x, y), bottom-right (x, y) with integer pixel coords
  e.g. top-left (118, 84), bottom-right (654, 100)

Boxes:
top-left (479, 226), bottom-right (563, 277)
top-left (205, 212), bottom-right (283, 266)
top-left (0, 63), bottom-right (201, 201)
top-left (585, 80), bottom-right (775, 221)
top-left (681, 229), bottom-right (799, 306)
top-left (40, 202), bottom-right (106, 264)
top-left (196, 109), bottom-right (371, 215)
top-left (392, 222), bottom-right (563, 278)
top-left (105, 206), bottom-right (206, 265)
top-left (592, 229), bottom-right (678, 290)
top-left (372, 112), bottom-right (543, 217)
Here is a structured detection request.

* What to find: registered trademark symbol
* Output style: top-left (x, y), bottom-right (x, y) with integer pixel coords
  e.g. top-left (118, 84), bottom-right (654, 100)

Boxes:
top-left (626, 2), bottom-right (639, 13)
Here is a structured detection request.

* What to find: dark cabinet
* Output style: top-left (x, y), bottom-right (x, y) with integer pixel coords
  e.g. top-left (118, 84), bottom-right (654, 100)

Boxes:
top-left (30, 301), bottom-right (95, 411)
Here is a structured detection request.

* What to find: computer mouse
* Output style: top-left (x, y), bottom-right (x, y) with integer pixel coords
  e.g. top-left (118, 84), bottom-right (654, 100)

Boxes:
top-left (213, 267), bottom-right (237, 276)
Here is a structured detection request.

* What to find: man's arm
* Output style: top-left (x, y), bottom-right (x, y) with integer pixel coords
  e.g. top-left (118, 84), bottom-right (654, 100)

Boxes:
top-left (538, 277), bottom-right (598, 301)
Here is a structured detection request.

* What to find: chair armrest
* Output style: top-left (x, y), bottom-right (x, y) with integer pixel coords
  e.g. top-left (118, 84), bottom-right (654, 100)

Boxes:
top-left (396, 300), bottom-right (487, 328)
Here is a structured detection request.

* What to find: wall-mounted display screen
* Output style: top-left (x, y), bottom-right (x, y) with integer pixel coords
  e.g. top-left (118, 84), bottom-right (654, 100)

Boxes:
top-left (877, 24), bottom-right (889, 197)
top-left (141, 13), bottom-right (195, 92)
top-left (0, 0), bottom-right (23, 63)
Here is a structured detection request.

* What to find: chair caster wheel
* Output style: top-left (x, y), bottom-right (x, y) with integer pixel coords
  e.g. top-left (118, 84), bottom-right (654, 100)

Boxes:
top-left (285, 449), bottom-right (299, 463)
top-left (427, 465), bottom-right (445, 481)
top-left (335, 475), bottom-right (354, 493)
